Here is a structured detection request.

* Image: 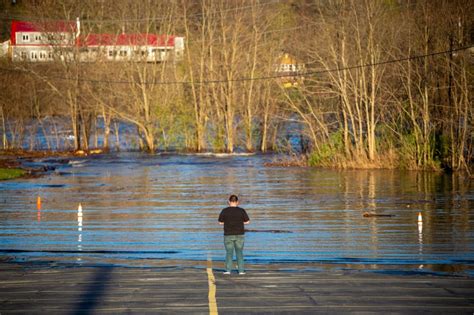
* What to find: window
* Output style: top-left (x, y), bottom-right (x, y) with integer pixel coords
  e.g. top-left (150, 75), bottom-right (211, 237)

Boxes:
top-left (22, 34), bottom-right (30, 42)
top-left (48, 52), bottom-right (53, 59)
top-left (119, 50), bottom-right (127, 57)
top-left (39, 51), bottom-right (47, 60)
top-left (30, 51), bottom-right (38, 60)
top-left (35, 34), bottom-right (42, 42)
top-left (20, 51), bottom-right (27, 59)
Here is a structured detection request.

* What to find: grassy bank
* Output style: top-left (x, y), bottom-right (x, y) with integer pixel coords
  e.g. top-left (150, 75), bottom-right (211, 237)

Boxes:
top-left (0, 168), bottom-right (26, 180)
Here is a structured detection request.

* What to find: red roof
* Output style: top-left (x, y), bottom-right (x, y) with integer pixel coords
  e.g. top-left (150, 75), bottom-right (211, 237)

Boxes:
top-left (11, 20), bottom-right (176, 48)
top-left (78, 33), bottom-right (175, 47)
top-left (11, 20), bottom-right (77, 45)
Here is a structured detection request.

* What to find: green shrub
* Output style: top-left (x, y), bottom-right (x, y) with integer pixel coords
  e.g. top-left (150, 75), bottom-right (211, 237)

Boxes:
top-left (0, 168), bottom-right (26, 180)
top-left (308, 144), bottom-right (334, 166)
top-left (308, 130), bottom-right (344, 167)
top-left (398, 133), bottom-right (418, 169)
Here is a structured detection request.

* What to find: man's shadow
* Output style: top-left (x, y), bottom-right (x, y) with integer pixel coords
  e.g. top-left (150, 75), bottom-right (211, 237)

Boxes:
top-left (72, 266), bottom-right (114, 315)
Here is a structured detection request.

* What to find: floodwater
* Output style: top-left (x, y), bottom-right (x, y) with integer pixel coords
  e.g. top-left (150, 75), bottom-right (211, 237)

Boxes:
top-left (0, 153), bottom-right (473, 276)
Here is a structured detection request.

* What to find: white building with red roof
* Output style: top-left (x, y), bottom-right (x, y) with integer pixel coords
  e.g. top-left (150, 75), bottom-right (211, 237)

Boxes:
top-left (10, 19), bottom-right (78, 62)
top-left (77, 33), bottom-right (183, 62)
top-left (7, 19), bottom-right (184, 63)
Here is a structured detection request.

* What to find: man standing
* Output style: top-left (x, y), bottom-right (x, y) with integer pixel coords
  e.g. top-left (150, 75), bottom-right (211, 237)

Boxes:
top-left (218, 195), bottom-right (250, 275)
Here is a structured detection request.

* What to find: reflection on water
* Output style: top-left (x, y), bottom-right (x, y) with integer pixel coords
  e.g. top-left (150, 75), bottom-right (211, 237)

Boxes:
top-left (0, 153), bottom-right (473, 275)
top-left (77, 203), bottom-right (83, 257)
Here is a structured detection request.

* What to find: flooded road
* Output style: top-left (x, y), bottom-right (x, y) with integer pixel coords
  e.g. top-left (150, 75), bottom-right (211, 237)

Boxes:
top-left (0, 153), bottom-right (473, 275)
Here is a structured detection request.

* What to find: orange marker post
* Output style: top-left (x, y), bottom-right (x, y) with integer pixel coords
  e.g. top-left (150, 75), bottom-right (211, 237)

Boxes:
top-left (37, 196), bottom-right (42, 222)
top-left (36, 196), bottom-right (42, 210)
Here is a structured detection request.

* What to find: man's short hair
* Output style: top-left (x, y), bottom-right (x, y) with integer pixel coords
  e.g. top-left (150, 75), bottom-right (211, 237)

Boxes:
top-left (229, 195), bottom-right (239, 203)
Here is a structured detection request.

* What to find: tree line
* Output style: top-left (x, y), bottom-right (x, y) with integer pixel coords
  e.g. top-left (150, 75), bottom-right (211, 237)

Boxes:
top-left (0, 0), bottom-right (472, 172)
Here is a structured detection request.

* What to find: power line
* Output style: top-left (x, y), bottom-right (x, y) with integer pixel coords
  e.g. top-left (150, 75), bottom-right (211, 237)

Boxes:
top-left (1, 45), bottom-right (472, 86)
top-left (300, 46), bottom-right (474, 78)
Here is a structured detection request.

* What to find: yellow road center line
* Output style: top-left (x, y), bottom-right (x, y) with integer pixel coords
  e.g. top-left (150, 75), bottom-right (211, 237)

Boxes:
top-left (207, 258), bottom-right (218, 315)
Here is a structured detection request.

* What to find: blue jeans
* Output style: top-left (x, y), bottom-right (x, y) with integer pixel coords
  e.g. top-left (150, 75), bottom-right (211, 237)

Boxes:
top-left (224, 235), bottom-right (245, 273)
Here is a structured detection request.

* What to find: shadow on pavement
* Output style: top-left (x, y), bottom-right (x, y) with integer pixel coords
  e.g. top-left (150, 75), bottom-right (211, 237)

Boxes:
top-left (72, 267), bottom-right (114, 315)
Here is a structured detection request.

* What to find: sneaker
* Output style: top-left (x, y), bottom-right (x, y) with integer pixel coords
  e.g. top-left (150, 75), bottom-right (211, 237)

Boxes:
top-left (223, 271), bottom-right (231, 275)
top-left (238, 272), bottom-right (246, 275)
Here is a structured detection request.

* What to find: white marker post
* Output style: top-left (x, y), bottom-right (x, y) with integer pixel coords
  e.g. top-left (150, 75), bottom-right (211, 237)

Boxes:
top-left (417, 212), bottom-right (423, 265)
top-left (417, 212), bottom-right (423, 234)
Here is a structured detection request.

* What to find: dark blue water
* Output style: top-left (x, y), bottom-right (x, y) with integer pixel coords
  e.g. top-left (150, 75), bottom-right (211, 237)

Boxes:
top-left (0, 153), bottom-right (473, 275)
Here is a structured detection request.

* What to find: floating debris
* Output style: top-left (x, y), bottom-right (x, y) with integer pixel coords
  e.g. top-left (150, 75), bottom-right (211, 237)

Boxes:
top-left (363, 212), bottom-right (395, 217)
top-left (245, 229), bottom-right (293, 233)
